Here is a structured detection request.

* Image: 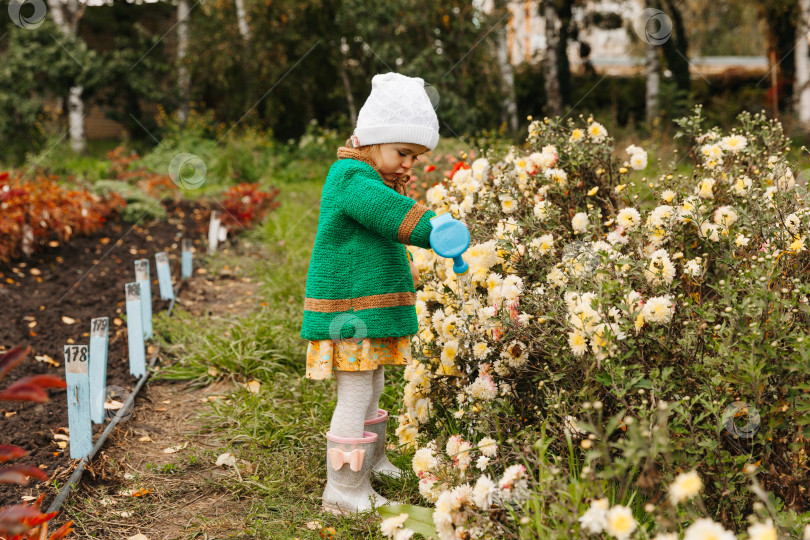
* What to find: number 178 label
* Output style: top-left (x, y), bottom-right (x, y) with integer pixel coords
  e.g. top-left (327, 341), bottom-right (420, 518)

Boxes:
top-left (64, 345), bottom-right (89, 374)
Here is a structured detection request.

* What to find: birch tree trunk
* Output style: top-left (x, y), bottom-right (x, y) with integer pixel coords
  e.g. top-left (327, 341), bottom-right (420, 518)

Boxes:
top-left (336, 60), bottom-right (357, 126)
top-left (47, 0), bottom-right (86, 154)
top-left (797, 0), bottom-right (810, 127)
top-left (177, 0), bottom-right (191, 124)
top-left (645, 41), bottom-right (660, 126)
top-left (543, 1), bottom-right (562, 117)
top-left (234, 0), bottom-right (251, 43)
top-left (495, 2), bottom-right (518, 132)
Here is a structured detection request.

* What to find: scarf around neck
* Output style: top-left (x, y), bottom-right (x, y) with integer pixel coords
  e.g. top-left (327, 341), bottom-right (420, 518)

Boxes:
top-left (336, 146), bottom-right (410, 196)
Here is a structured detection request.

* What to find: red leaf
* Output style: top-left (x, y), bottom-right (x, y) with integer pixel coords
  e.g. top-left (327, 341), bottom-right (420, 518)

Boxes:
top-left (0, 445), bottom-right (26, 464)
top-left (0, 504), bottom-right (58, 535)
top-left (0, 382), bottom-right (49, 403)
top-left (12, 375), bottom-right (66, 390)
top-left (0, 346), bottom-right (30, 383)
top-left (0, 465), bottom-right (48, 485)
top-left (48, 520), bottom-right (74, 539)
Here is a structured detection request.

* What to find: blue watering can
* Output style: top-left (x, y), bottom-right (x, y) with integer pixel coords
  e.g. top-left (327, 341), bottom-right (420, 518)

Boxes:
top-left (429, 213), bottom-right (470, 275)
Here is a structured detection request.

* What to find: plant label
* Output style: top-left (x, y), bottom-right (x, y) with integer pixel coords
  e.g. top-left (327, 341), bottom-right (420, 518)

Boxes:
top-left (182, 238), bottom-right (193, 279)
top-left (155, 252), bottom-right (174, 300)
top-left (89, 318), bottom-right (109, 424)
top-left (135, 259), bottom-right (153, 340)
top-left (208, 210), bottom-right (221, 256)
top-left (125, 282), bottom-right (146, 377)
top-left (64, 345), bottom-right (92, 459)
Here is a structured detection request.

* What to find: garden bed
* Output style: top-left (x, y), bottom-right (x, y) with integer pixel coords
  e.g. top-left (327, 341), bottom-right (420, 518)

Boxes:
top-left (0, 199), bottom-right (211, 509)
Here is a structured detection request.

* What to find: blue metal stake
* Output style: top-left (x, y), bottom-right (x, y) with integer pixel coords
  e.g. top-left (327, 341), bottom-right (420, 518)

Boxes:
top-left (125, 282), bottom-right (146, 377)
top-left (135, 259), bottom-right (153, 340)
top-left (88, 317), bottom-right (109, 424)
top-left (64, 345), bottom-right (92, 459)
top-left (182, 238), bottom-right (193, 279)
top-left (155, 252), bottom-right (175, 300)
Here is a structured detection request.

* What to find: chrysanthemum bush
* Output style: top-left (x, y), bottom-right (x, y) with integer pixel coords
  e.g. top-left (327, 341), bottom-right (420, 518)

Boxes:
top-left (382, 108), bottom-right (810, 539)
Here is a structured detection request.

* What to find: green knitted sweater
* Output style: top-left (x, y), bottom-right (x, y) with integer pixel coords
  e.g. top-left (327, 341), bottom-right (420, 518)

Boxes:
top-left (301, 158), bottom-right (437, 341)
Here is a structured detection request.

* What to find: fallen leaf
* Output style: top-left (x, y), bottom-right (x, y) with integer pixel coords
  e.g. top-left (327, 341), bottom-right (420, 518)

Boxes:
top-left (119, 511), bottom-right (133, 518)
top-left (53, 434), bottom-right (69, 441)
top-left (304, 521), bottom-right (323, 531)
top-left (138, 436), bottom-right (152, 442)
top-left (215, 453), bottom-right (236, 468)
top-left (207, 366), bottom-right (219, 377)
top-left (5, 411), bottom-right (17, 418)
top-left (29, 268), bottom-right (41, 276)
top-left (154, 407), bottom-right (167, 412)
top-left (35, 355), bottom-right (59, 367)
top-left (113, 318), bottom-right (123, 326)
top-left (61, 316), bottom-right (76, 325)
top-left (245, 380), bottom-right (261, 394)
top-left (27, 321), bottom-right (37, 328)
top-left (56, 441), bottom-right (67, 449)
top-left (21, 495), bottom-right (37, 502)
top-left (105, 400), bottom-right (124, 410)
top-left (161, 400), bottom-right (171, 404)
top-left (48, 241), bottom-right (59, 248)
top-left (99, 497), bottom-right (115, 506)
top-left (127, 534), bottom-right (149, 540)
top-left (163, 442), bottom-right (188, 454)
top-left (120, 487), bottom-right (151, 497)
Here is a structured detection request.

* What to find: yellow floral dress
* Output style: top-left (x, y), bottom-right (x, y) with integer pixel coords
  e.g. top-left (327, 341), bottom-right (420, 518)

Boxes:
top-left (305, 336), bottom-right (413, 380)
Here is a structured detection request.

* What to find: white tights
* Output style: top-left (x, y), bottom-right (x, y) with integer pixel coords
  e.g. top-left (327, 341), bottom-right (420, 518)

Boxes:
top-left (329, 367), bottom-right (385, 439)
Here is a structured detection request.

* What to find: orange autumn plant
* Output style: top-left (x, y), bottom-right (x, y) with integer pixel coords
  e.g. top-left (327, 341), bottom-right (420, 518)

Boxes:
top-left (105, 146), bottom-right (177, 200)
top-left (0, 346), bottom-right (72, 539)
top-left (218, 183), bottom-right (280, 231)
top-left (0, 171), bottom-right (125, 263)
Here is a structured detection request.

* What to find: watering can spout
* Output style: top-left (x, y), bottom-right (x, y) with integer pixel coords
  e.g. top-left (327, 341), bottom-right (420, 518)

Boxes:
top-left (429, 213), bottom-right (470, 275)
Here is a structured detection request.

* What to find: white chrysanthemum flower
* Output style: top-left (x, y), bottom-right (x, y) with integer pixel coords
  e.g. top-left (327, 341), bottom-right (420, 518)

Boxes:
top-left (380, 513), bottom-right (410, 538)
top-left (684, 257), bottom-right (702, 278)
top-left (700, 143), bottom-right (724, 160)
top-left (478, 436), bottom-right (498, 457)
top-left (578, 498), bottom-right (609, 534)
top-left (732, 175), bottom-right (753, 196)
top-left (572, 212), bottom-right (589, 233)
top-left (412, 447), bottom-right (437, 475)
top-left (466, 373), bottom-right (497, 401)
top-left (471, 158), bottom-right (490, 180)
top-left (475, 455), bottom-right (490, 470)
top-left (735, 233), bottom-right (750, 247)
top-left (720, 134), bottom-right (747, 152)
top-left (652, 534), bottom-right (678, 540)
top-left (472, 341), bottom-right (490, 360)
top-left (629, 151), bottom-right (648, 171)
top-left (472, 475), bottom-right (495, 509)
top-left (644, 249), bottom-right (676, 286)
top-left (499, 193), bottom-right (518, 214)
top-left (696, 178), bottom-right (715, 199)
top-left (569, 128), bottom-right (584, 142)
top-left (529, 233), bottom-right (554, 256)
top-left (775, 168), bottom-right (796, 191)
top-left (669, 469), bottom-right (703, 504)
top-left (790, 235), bottom-right (806, 253)
top-left (786, 213), bottom-right (801, 233)
top-left (641, 296), bottom-right (673, 325)
top-left (617, 208), bottom-right (642, 231)
top-left (498, 464), bottom-right (526, 491)
top-left (547, 267), bottom-right (568, 287)
top-left (544, 167), bottom-right (568, 188)
top-left (683, 518), bottom-right (736, 540)
top-left (426, 183), bottom-right (448, 206)
top-left (440, 340), bottom-right (459, 367)
top-left (605, 505), bottom-right (637, 540)
top-left (418, 474), bottom-right (438, 502)
top-left (568, 331), bottom-right (588, 356)
top-left (588, 121), bottom-right (608, 142)
top-left (647, 205), bottom-right (674, 228)
top-left (713, 205), bottom-right (738, 227)
top-left (700, 222), bottom-right (720, 242)
top-left (533, 199), bottom-right (551, 221)
top-left (661, 189), bottom-right (676, 203)
top-left (747, 519), bottom-right (777, 540)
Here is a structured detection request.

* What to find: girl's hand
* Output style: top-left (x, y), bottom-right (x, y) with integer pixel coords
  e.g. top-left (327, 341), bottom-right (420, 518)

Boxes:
top-left (409, 259), bottom-right (420, 288)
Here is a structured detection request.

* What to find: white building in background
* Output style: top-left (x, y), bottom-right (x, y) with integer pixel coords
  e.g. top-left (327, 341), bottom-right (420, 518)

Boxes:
top-left (479, 0), bottom-right (767, 76)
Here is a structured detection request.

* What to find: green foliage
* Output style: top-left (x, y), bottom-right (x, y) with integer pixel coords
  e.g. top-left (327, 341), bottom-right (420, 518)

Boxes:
top-left (92, 179), bottom-right (166, 222)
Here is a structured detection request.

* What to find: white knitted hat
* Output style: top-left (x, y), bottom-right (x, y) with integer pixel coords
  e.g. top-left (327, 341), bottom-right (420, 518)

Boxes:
top-left (351, 72), bottom-right (439, 150)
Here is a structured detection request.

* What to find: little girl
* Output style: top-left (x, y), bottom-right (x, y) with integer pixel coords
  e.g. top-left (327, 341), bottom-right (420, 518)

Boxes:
top-left (300, 72), bottom-right (443, 515)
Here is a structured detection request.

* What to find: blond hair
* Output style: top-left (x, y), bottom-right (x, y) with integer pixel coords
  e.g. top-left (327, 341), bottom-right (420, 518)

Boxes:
top-left (342, 138), bottom-right (383, 170)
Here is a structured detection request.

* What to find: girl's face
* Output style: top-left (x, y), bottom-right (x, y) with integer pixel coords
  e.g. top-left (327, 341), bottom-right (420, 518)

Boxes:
top-left (376, 143), bottom-right (427, 181)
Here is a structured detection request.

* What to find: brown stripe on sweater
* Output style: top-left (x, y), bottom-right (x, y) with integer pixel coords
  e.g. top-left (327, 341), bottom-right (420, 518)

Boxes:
top-left (304, 291), bottom-right (415, 313)
top-left (398, 204), bottom-right (428, 243)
